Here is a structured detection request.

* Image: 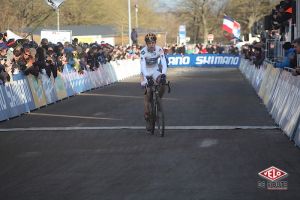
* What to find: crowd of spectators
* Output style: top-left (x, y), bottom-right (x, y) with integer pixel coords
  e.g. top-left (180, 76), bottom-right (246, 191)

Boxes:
top-left (1, 29), bottom-right (245, 85)
top-left (164, 43), bottom-right (239, 55)
top-left (0, 33), bottom-right (141, 85)
top-left (241, 37), bottom-right (300, 75)
top-left (241, 42), bottom-right (266, 68)
top-left (241, 0), bottom-right (300, 75)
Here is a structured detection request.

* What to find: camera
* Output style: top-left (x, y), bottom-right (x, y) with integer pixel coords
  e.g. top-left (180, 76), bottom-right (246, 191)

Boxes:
top-left (0, 57), bottom-right (7, 62)
top-left (46, 58), bottom-right (53, 65)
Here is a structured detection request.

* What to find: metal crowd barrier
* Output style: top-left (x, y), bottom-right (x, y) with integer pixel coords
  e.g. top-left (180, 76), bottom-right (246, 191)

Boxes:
top-left (0, 59), bottom-right (141, 122)
top-left (239, 58), bottom-right (300, 148)
top-left (265, 39), bottom-right (284, 62)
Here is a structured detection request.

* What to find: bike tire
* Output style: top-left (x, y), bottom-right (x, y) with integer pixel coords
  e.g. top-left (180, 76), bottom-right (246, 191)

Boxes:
top-left (150, 97), bottom-right (156, 135)
top-left (156, 97), bottom-right (165, 137)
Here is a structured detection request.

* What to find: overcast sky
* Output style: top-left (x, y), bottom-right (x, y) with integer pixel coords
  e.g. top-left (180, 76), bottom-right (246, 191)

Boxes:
top-left (156, 0), bottom-right (179, 11)
top-left (156, 0), bottom-right (229, 11)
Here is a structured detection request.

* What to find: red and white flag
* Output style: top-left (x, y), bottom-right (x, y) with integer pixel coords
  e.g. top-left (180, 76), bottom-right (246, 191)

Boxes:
top-left (223, 15), bottom-right (234, 34)
top-left (233, 21), bottom-right (241, 38)
top-left (223, 15), bottom-right (241, 39)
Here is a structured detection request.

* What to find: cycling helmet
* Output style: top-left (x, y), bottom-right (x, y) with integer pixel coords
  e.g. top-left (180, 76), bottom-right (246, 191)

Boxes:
top-left (145, 33), bottom-right (157, 43)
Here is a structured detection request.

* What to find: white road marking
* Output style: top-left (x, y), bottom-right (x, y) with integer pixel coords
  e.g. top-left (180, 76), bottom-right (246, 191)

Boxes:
top-left (0, 126), bottom-right (279, 132)
top-left (27, 113), bottom-right (122, 121)
top-left (79, 93), bottom-right (178, 101)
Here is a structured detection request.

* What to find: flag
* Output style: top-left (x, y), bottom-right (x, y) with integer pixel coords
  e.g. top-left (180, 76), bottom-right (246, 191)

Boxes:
top-left (233, 20), bottom-right (241, 39)
top-left (223, 15), bottom-right (241, 39)
top-left (44, 0), bottom-right (64, 10)
top-left (223, 15), bottom-right (234, 34)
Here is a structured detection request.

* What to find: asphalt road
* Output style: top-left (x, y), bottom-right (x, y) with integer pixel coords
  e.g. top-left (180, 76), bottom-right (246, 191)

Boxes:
top-left (0, 68), bottom-right (299, 200)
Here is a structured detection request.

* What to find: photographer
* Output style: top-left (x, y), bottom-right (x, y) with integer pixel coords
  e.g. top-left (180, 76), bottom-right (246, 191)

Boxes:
top-left (77, 46), bottom-right (88, 71)
top-left (45, 46), bottom-right (58, 78)
top-left (11, 47), bottom-right (26, 75)
top-left (22, 48), bottom-right (39, 77)
top-left (0, 43), bottom-right (10, 84)
top-left (252, 44), bottom-right (265, 68)
top-left (87, 45), bottom-right (100, 70)
top-left (103, 44), bottom-right (114, 63)
top-left (290, 38), bottom-right (300, 75)
top-left (53, 44), bottom-right (64, 72)
top-left (274, 42), bottom-right (296, 69)
top-left (97, 47), bottom-right (107, 65)
top-left (41, 38), bottom-right (49, 51)
top-left (34, 47), bottom-right (47, 76)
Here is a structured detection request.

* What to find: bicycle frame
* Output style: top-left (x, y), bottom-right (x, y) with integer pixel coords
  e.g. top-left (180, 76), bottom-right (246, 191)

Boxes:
top-left (145, 77), bottom-right (170, 136)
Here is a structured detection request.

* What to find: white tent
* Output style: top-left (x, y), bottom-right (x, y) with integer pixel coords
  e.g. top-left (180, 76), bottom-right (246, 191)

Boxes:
top-left (6, 30), bottom-right (22, 40)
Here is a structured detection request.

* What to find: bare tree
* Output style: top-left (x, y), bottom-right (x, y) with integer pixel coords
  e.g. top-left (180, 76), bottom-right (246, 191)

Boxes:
top-left (179, 0), bottom-right (224, 44)
top-left (0, 0), bottom-right (49, 33)
top-left (0, 0), bottom-right (168, 39)
top-left (225, 0), bottom-right (279, 34)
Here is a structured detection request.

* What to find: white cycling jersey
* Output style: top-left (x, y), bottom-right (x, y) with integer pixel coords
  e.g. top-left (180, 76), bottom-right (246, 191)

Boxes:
top-left (140, 45), bottom-right (167, 86)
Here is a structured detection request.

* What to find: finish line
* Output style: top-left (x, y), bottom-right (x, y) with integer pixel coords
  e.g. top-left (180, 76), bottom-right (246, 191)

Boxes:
top-left (0, 126), bottom-right (279, 132)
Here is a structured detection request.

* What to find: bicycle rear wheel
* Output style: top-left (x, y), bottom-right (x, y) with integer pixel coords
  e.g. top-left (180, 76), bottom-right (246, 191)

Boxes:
top-left (156, 97), bottom-right (165, 137)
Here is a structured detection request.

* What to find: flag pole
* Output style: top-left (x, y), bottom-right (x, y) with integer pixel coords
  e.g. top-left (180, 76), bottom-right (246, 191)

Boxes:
top-left (135, 2), bottom-right (138, 29)
top-left (128, 0), bottom-right (132, 46)
top-left (57, 8), bottom-right (60, 31)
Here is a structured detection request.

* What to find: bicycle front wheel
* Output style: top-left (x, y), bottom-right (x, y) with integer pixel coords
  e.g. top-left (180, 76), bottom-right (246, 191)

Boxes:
top-left (149, 98), bottom-right (156, 135)
top-left (156, 97), bottom-right (165, 137)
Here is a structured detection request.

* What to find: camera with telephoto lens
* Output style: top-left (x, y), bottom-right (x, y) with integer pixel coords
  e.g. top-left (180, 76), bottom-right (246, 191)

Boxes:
top-left (0, 56), bottom-right (7, 62)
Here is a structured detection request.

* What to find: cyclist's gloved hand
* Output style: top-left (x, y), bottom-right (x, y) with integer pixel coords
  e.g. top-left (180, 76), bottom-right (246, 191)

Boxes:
top-left (160, 74), bottom-right (167, 84)
top-left (161, 74), bottom-right (166, 79)
top-left (146, 76), bottom-right (155, 86)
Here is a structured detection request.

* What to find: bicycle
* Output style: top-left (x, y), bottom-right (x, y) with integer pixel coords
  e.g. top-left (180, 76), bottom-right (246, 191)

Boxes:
top-left (145, 76), bottom-right (171, 137)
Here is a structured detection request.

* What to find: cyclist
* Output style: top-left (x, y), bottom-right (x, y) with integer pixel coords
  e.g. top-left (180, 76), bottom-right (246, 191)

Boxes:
top-left (140, 33), bottom-right (168, 131)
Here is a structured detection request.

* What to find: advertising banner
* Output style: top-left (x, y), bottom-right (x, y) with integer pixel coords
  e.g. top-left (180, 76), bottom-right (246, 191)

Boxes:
top-left (167, 54), bottom-right (241, 68)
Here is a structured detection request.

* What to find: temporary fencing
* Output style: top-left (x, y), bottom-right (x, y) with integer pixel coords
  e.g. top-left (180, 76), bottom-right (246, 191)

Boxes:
top-left (240, 58), bottom-right (300, 147)
top-left (0, 59), bottom-right (140, 122)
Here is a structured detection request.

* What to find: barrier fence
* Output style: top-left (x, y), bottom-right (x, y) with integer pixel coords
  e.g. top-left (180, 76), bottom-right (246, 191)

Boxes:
top-left (240, 58), bottom-right (300, 147)
top-left (0, 59), bottom-right (140, 122)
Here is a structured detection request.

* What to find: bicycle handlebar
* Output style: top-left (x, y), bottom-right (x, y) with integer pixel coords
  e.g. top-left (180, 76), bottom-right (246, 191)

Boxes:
top-left (145, 77), bottom-right (171, 94)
